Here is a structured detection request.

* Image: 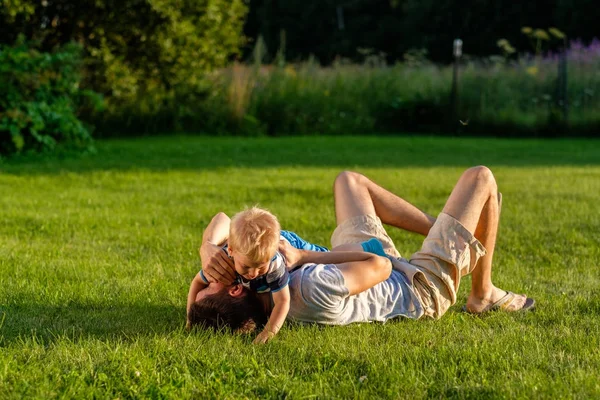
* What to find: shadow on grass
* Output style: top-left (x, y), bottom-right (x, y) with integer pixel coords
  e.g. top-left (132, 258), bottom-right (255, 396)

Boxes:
top-left (0, 302), bottom-right (182, 345)
top-left (2, 135), bottom-right (600, 176)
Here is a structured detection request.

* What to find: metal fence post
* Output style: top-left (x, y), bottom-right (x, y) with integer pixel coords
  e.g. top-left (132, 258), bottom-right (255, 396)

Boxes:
top-left (558, 45), bottom-right (568, 121)
top-left (336, 6), bottom-right (345, 31)
top-left (451, 39), bottom-right (463, 122)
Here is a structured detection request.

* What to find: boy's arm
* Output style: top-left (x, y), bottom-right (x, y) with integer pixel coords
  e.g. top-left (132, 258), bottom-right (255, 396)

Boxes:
top-left (186, 273), bottom-right (208, 329)
top-left (199, 212), bottom-right (236, 284)
top-left (253, 286), bottom-right (290, 344)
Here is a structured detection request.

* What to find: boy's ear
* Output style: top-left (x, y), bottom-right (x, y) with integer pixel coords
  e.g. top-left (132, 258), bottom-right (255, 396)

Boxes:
top-left (228, 284), bottom-right (244, 298)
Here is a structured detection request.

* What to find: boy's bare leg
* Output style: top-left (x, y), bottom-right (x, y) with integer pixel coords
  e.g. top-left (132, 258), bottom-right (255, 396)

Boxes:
top-left (441, 166), bottom-right (527, 312)
top-left (333, 171), bottom-right (436, 236)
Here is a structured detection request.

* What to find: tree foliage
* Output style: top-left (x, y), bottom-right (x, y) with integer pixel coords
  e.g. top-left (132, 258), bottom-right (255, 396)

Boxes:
top-left (1, 0), bottom-right (248, 135)
top-left (0, 38), bottom-right (101, 154)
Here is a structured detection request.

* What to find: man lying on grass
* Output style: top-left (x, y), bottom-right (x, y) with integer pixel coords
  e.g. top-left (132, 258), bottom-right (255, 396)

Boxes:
top-left (188, 166), bottom-right (535, 337)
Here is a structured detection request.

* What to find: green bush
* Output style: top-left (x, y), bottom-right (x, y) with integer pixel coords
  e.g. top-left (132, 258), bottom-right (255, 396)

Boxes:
top-left (0, 38), bottom-right (102, 155)
top-left (1, 0), bottom-right (249, 136)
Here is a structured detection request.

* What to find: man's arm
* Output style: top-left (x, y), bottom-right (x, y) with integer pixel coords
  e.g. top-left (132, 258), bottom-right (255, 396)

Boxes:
top-left (285, 246), bottom-right (392, 296)
top-left (187, 212), bottom-right (236, 327)
top-left (202, 212), bottom-right (230, 246)
top-left (199, 212), bottom-right (236, 284)
top-left (186, 273), bottom-right (208, 328)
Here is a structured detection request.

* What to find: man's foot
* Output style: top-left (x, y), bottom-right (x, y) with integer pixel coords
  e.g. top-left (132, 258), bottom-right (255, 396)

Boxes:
top-left (464, 289), bottom-right (535, 314)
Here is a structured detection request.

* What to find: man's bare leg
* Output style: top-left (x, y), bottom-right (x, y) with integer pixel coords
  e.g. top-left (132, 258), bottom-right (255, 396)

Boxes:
top-left (333, 171), bottom-right (436, 236)
top-left (441, 166), bottom-right (527, 312)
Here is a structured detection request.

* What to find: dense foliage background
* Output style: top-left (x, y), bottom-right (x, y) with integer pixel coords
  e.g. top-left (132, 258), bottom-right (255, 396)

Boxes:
top-left (1, 0), bottom-right (247, 152)
top-left (0, 38), bottom-right (101, 155)
top-left (1, 0), bottom-right (599, 154)
top-left (243, 0), bottom-right (599, 64)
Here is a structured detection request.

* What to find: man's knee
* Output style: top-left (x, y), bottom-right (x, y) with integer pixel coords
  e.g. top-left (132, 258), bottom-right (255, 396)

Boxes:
top-left (334, 171), bottom-right (364, 194)
top-left (463, 166), bottom-right (497, 192)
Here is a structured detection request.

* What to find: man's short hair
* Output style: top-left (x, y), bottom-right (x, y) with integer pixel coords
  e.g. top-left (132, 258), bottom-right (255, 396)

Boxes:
top-left (188, 287), bottom-right (267, 333)
top-left (229, 206), bottom-right (280, 264)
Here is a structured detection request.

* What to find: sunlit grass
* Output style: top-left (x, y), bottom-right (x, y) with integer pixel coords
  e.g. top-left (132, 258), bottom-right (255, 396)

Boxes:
top-left (1, 135), bottom-right (599, 398)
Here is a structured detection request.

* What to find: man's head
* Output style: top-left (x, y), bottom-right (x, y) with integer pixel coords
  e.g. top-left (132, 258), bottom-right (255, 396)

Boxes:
top-left (228, 206), bottom-right (280, 280)
top-left (188, 283), bottom-right (267, 333)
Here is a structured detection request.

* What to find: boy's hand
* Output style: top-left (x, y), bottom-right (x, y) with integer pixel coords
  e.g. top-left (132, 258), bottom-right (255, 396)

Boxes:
top-left (199, 242), bottom-right (236, 284)
top-left (253, 330), bottom-right (276, 344)
top-left (279, 240), bottom-right (302, 268)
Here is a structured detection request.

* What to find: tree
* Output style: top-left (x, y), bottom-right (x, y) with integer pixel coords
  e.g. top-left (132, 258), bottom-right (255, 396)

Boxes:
top-left (1, 0), bottom-right (248, 132)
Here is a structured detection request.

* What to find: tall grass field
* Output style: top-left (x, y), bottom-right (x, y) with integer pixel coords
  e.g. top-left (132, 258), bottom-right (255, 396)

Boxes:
top-left (99, 39), bottom-right (600, 137)
top-left (1, 136), bottom-right (599, 398)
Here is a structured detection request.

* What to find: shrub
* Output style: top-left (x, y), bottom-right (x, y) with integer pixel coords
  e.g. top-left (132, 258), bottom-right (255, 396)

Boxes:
top-left (1, 0), bottom-right (249, 136)
top-left (0, 37), bottom-right (102, 155)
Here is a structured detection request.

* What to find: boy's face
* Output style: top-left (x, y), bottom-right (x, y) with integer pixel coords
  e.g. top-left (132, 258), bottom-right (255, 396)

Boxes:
top-left (229, 248), bottom-right (270, 280)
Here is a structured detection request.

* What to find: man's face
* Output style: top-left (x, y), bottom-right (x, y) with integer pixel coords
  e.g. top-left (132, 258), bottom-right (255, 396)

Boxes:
top-left (195, 282), bottom-right (250, 303)
top-left (195, 282), bottom-right (226, 302)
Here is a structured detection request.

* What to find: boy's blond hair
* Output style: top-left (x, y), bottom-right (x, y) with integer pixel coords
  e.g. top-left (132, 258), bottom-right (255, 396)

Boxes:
top-left (229, 206), bottom-right (280, 264)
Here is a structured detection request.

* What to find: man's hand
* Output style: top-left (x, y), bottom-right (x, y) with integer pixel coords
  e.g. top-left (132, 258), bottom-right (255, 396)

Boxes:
top-left (278, 239), bottom-right (302, 268)
top-left (252, 330), bottom-right (276, 344)
top-left (199, 242), bottom-right (236, 285)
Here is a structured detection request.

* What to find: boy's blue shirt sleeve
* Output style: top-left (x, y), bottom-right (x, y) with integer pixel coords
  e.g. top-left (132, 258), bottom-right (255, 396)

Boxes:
top-left (361, 238), bottom-right (387, 257)
top-left (360, 238), bottom-right (395, 262)
top-left (280, 230), bottom-right (329, 252)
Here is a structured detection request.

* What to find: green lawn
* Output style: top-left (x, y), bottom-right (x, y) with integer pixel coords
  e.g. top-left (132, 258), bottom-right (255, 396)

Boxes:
top-left (1, 136), bottom-right (599, 399)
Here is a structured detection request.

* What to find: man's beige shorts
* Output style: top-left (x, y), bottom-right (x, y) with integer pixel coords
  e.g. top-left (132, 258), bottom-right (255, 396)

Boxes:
top-left (331, 213), bottom-right (487, 318)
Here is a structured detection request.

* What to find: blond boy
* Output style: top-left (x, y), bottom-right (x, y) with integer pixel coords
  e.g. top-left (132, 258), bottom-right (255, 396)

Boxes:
top-left (188, 207), bottom-right (290, 344)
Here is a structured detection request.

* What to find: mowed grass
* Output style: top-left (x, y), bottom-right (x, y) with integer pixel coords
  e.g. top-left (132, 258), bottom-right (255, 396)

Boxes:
top-left (1, 135), bottom-right (599, 399)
